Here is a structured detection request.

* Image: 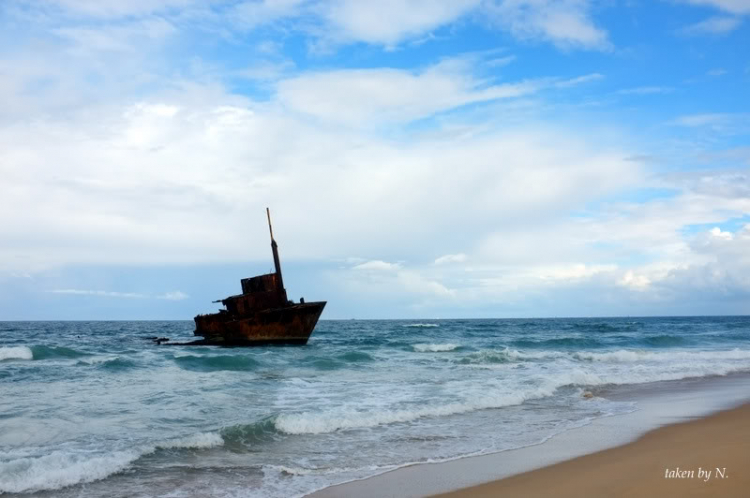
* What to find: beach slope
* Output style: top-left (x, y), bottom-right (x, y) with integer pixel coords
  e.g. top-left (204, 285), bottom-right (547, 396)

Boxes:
top-left (434, 403), bottom-right (749, 498)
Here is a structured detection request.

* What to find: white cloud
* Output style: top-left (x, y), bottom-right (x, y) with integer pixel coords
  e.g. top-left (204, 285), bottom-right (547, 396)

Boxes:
top-left (685, 172), bottom-right (750, 198)
top-left (49, 289), bottom-right (148, 298)
top-left (343, 261), bottom-right (457, 304)
top-left (231, 0), bottom-right (308, 30)
top-left (317, 0), bottom-right (481, 47)
top-left (14, 115), bottom-right (749, 313)
top-left (679, 0), bottom-right (750, 15)
top-left (0, 93), bottom-right (643, 273)
top-left (275, 59), bottom-right (541, 125)
top-left (654, 224), bottom-right (750, 298)
top-left (48, 289), bottom-right (190, 300)
top-left (680, 15), bottom-right (743, 35)
top-left (397, 270), bottom-right (456, 298)
top-left (275, 59), bottom-right (606, 126)
top-left (11, 0), bottom-right (613, 52)
top-left (482, 0), bottom-right (611, 50)
top-left (460, 167), bottom-right (750, 304)
top-left (352, 260), bottom-right (401, 271)
top-left (618, 270), bottom-right (651, 291)
top-left (38, 0), bottom-right (202, 19)
top-left (554, 72), bottom-right (604, 88)
top-left (707, 68), bottom-right (728, 76)
top-left (53, 18), bottom-right (177, 54)
top-left (672, 113), bottom-right (731, 126)
top-left (434, 254), bottom-right (467, 265)
top-left (537, 263), bottom-right (617, 281)
top-left (159, 291), bottom-right (190, 300)
top-left (709, 227), bottom-right (734, 240)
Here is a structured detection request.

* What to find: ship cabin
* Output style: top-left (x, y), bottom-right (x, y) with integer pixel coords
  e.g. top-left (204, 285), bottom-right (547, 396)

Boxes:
top-left (220, 273), bottom-right (290, 315)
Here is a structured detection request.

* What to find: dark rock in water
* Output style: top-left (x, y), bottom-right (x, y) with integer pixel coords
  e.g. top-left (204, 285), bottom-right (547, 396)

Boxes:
top-left (153, 337), bottom-right (170, 345)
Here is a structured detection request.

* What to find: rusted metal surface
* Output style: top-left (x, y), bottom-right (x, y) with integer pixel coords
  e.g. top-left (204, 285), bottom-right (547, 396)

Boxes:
top-left (194, 302), bottom-right (325, 345)
top-left (267, 207), bottom-right (286, 303)
top-left (191, 209), bottom-right (326, 346)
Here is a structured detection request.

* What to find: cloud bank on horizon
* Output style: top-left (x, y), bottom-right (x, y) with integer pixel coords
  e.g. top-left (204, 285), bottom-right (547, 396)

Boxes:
top-left (0, 0), bottom-right (748, 319)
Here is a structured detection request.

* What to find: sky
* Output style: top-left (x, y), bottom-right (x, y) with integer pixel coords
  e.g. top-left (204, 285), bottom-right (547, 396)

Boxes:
top-left (1, 0), bottom-right (749, 319)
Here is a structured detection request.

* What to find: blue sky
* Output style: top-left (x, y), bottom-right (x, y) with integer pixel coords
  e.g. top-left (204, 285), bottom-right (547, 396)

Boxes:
top-left (1, 0), bottom-right (749, 319)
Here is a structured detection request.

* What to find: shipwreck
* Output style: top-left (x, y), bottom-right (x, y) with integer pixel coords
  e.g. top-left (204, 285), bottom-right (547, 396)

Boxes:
top-left (188, 208), bottom-right (326, 346)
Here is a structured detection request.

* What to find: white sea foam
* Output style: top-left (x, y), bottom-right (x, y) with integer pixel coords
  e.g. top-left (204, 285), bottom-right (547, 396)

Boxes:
top-left (156, 432), bottom-right (224, 450)
top-left (413, 343), bottom-right (459, 352)
top-left (463, 347), bottom-right (750, 366)
top-left (264, 464), bottom-right (370, 476)
top-left (498, 348), bottom-right (564, 361)
top-left (457, 348), bottom-right (565, 365)
top-left (0, 449), bottom-right (146, 493)
top-left (0, 346), bottom-right (33, 361)
top-left (572, 350), bottom-right (646, 362)
top-left (274, 386), bottom-right (556, 435)
top-left (549, 351), bottom-right (750, 387)
top-left (572, 348), bottom-right (750, 363)
top-left (508, 348), bottom-right (566, 360)
top-left (403, 323), bottom-right (439, 328)
top-left (274, 347), bottom-right (750, 436)
top-left (0, 432), bottom-right (224, 493)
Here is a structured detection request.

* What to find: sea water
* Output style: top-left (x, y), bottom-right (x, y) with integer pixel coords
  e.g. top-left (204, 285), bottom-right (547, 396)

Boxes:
top-left (1, 317), bottom-right (749, 497)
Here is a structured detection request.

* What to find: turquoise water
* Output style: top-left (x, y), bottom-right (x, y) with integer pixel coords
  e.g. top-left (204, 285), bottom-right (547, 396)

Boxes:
top-left (1, 317), bottom-right (750, 497)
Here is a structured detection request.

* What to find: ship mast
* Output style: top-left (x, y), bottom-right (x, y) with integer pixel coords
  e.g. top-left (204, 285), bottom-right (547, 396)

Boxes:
top-left (266, 208), bottom-right (286, 300)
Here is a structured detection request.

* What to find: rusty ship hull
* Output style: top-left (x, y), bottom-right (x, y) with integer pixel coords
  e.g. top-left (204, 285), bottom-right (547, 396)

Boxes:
top-left (189, 208), bottom-right (326, 347)
top-left (194, 301), bottom-right (326, 345)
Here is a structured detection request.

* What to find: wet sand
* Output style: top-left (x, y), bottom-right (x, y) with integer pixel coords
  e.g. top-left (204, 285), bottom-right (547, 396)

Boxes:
top-left (434, 402), bottom-right (750, 498)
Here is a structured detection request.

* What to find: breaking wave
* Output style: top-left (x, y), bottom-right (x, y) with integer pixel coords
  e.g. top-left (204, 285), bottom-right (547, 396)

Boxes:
top-left (0, 345), bottom-right (91, 361)
top-left (0, 432), bottom-right (223, 494)
top-left (221, 418), bottom-right (279, 446)
top-left (402, 323), bottom-right (439, 328)
top-left (0, 449), bottom-right (144, 494)
top-left (454, 347), bottom-right (750, 369)
top-left (31, 345), bottom-right (89, 360)
top-left (155, 432), bottom-right (224, 450)
top-left (0, 346), bottom-right (33, 361)
top-left (413, 343), bottom-right (460, 352)
top-left (572, 348), bottom-right (750, 363)
top-left (273, 347), bottom-right (750, 436)
top-left (458, 348), bottom-right (563, 364)
top-left (274, 387), bottom-right (556, 435)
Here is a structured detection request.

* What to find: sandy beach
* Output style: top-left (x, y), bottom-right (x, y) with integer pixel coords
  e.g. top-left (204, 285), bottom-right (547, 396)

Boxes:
top-left (435, 402), bottom-right (750, 498)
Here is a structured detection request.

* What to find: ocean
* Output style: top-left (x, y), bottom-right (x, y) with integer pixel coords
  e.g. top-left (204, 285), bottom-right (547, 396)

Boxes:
top-left (1, 317), bottom-right (750, 497)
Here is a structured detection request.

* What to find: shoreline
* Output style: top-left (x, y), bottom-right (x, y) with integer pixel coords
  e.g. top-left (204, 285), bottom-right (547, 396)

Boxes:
top-left (435, 401), bottom-right (750, 498)
top-left (309, 373), bottom-right (750, 498)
